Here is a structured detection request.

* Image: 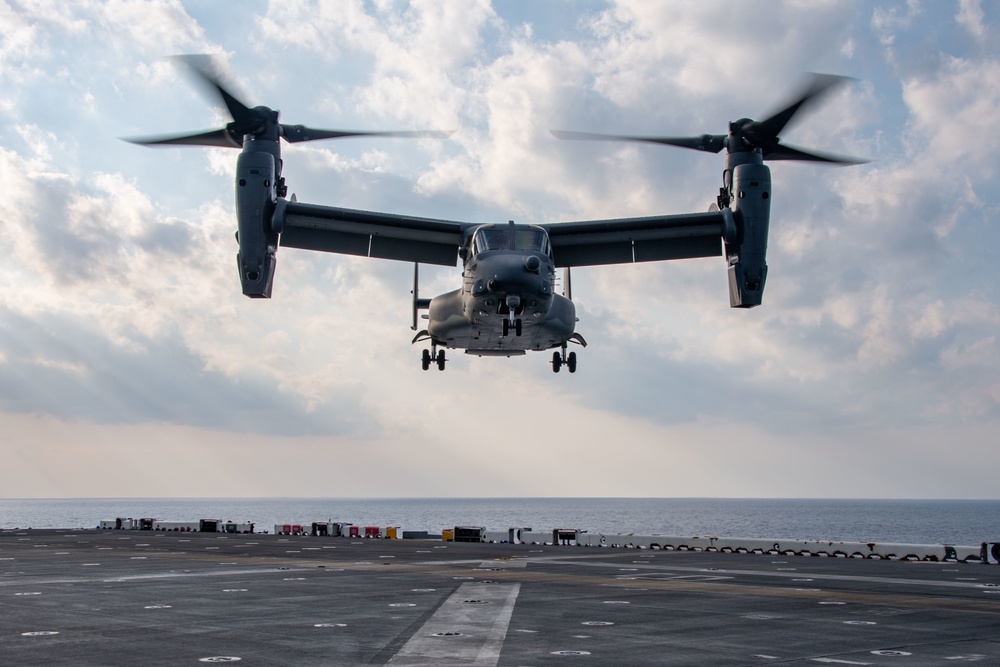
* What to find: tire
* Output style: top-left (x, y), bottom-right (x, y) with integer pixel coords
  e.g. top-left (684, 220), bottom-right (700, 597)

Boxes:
top-left (567, 351), bottom-right (577, 373)
top-left (436, 349), bottom-right (446, 371)
top-left (552, 351), bottom-right (562, 373)
top-left (421, 349), bottom-right (430, 371)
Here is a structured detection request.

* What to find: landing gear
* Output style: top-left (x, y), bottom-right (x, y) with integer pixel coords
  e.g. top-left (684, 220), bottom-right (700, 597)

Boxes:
top-left (422, 344), bottom-right (447, 371)
top-left (502, 294), bottom-right (522, 337)
top-left (551, 346), bottom-right (577, 374)
top-left (502, 318), bottom-right (522, 337)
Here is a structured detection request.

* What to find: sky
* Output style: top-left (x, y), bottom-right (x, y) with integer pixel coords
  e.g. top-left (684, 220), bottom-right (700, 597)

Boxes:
top-left (1, 0), bottom-right (998, 499)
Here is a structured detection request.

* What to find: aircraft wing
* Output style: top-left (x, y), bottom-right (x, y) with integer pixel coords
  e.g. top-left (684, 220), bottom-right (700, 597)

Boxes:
top-left (276, 200), bottom-right (468, 267)
top-left (542, 210), bottom-right (730, 267)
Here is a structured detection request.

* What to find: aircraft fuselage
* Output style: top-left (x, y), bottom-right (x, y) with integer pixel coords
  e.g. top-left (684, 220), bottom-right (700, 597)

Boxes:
top-left (425, 223), bottom-right (577, 357)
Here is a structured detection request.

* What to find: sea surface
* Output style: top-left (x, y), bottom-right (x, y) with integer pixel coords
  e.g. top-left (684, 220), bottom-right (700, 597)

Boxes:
top-left (1, 498), bottom-right (997, 546)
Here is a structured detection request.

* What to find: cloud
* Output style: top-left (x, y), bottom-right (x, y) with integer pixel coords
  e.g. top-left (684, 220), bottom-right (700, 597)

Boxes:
top-left (102, 0), bottom-right (209, 50)
top-left (0, 307), bottom-right (372, 435)
top-left (871, 1), bottom-right (921, 58)
top-left (956, 0), bottom-right (986, 40)
top-left (902, 56), bottom-right (1000, 173)
top-left (256, 0), bottom-right (495, 128)
top-left (0, 138), bottom-right (379, 434)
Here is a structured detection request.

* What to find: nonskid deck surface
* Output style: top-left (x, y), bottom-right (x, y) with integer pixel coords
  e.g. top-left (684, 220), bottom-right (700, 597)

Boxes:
top-left (1, 530), bottom-right (998, 666)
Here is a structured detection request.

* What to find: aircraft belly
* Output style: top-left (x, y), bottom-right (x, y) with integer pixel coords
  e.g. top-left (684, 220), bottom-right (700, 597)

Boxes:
top-left (427, 292), bottom-right (576, 356)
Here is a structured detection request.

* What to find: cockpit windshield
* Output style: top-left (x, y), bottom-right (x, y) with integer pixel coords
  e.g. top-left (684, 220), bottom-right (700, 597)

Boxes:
top-left (474, 228), bottom-right (510, 252)
top-left (513, 229), bottom-right (548, 252)
top-left (472, 226), bottom-right (550, 256)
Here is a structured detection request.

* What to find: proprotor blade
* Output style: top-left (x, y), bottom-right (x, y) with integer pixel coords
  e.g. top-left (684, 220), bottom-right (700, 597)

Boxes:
top-left (126, 55), bottom-right (455, 150)
top-left (553, 72), bottom-right (868, 165)
top-left (550, 129), bottom-right (726, 154)
top-left (747, 73), bottom-right (849, 144)
top-left (280, 126), bottom-right (454, 144)
top-left (170, 54), bottom-right (262, 133)
top-left (123, 127), bottom-right (242, 148)
top-left (763, 143), bottom-right (868, 164)
top-left (742, 74), bottom-right (867, 164)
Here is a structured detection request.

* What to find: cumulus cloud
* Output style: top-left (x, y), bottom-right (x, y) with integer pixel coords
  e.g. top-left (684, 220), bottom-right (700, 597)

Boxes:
top-left (956, 0), bottom-right (986, 40)
top-left (0, 134), bottom-right (377, 434)
top-left (902, 56), bottom-right (1000, 173)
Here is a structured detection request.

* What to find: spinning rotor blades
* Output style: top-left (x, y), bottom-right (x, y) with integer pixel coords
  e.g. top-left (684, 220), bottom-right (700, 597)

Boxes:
top-left (125, 127), bottom-right (242, 148)
top-left (125, 55), bottom-right (453, 148)
top-left (552, 73), bottom-right (866, 165)
top-left (279, 126), bottom-right (453, 143)
top-left (550, 130), bottom-right (726, 154)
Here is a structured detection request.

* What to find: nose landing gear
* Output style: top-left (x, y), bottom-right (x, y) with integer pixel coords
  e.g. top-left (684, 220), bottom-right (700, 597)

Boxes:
top-left (551, 345), bottom-right (577, 373)
top-left (501, 318), bottom-right (522, 337)
top-left (421, 345), bottom-right (446, 371)
top-left (502, 294), bottom-right (522, 337)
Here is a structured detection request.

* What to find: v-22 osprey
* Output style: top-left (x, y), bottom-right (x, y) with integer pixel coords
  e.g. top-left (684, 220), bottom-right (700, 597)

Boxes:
top-left (129, 57), bottom-right (864, 373)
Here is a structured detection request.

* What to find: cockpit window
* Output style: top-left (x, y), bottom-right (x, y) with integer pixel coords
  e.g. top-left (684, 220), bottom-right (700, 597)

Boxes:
top-left (475, 228), bottom-right (510, 252)
top-left (471, 226), bottom-right (550, 256)
top-left (514, 229), bottom-right (548, 253)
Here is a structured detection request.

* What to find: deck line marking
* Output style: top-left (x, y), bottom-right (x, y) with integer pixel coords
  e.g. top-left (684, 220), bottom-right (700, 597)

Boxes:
top-left (478, 560), bottom-right (527, 569)
top-left (0, 567), bottom-right (305, 588)
top-left (536, 558), bottom-right (997, 591)
top-left (387, 582), bottom-right (520, 666)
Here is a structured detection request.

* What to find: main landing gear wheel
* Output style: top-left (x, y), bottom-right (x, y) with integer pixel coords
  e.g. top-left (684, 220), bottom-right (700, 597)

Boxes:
top-left (551, 346), bottom-right (577, 374)
top-left (422, 347), bottom-right (445, 371)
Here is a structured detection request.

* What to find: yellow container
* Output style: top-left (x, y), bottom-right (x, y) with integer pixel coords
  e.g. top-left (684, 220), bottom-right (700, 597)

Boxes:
top-left (442, 528), bottom-right (454, 542)
top-left (385, 527), bottom-right (398, 540)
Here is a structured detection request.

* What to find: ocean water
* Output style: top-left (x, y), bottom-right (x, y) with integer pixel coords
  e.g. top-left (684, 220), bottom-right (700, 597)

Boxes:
top-left (0, 498), bottom-right (997, 546)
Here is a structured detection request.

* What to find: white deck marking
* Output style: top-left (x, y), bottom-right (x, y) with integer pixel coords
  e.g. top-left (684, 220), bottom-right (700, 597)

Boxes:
top-left (537, 557), bottom-right (997, 591)
top-left (388, 582), bottom-right (520, 666)
top-left (478, 559), bottom-right (527, 569)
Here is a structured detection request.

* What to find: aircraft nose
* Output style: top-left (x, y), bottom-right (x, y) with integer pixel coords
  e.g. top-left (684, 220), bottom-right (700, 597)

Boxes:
top-left (487, 268), bottom-right (537, 294)
top-left (474, 254), bottom-right (550, 297)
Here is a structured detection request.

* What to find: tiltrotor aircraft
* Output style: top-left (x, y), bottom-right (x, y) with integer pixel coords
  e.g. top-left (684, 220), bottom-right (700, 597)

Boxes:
top-left (129, 56), bottom-right (863, 373)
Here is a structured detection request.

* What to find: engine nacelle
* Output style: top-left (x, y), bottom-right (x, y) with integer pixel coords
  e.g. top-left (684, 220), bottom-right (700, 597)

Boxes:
top-left (235, 147), bottom-right (278, 298)
top-left (726, 162), bottom-right (771, 308)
